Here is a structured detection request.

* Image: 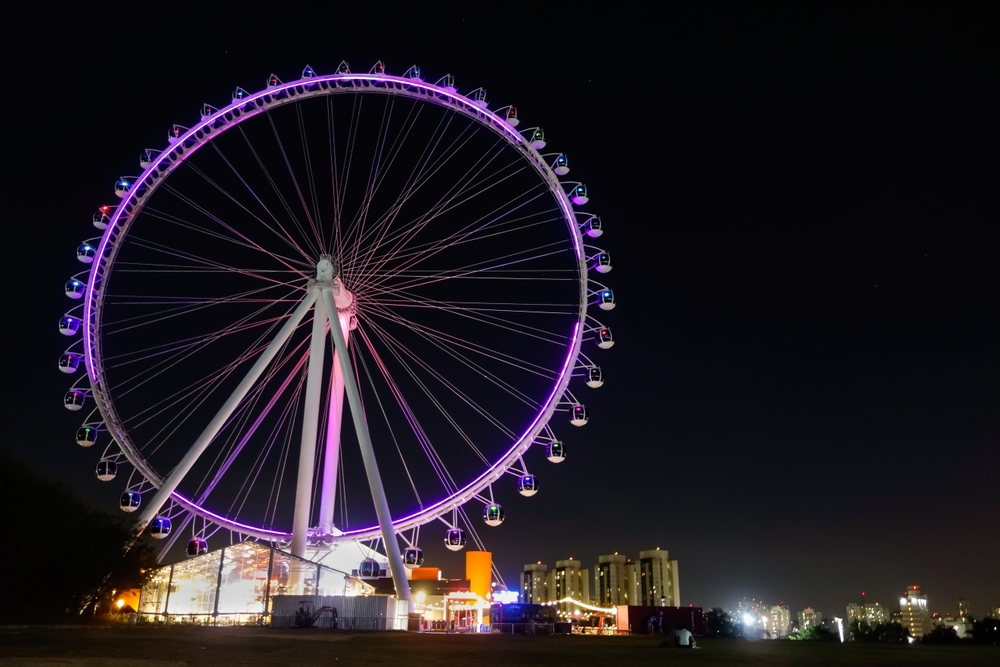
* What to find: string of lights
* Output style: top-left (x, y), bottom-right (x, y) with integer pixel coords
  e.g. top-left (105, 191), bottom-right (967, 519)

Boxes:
top-left (539, 597), bottom-right (617, 615)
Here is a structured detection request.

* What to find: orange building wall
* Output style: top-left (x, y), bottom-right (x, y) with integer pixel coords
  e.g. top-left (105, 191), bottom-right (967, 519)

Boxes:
top-left (411, 567), bottom-right (440, 581)
top-left (465, 551), bottom-right (492, 599)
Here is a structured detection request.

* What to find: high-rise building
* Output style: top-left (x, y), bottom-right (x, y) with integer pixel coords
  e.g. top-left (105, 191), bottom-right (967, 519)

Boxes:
top-left (899, 585), bottom-right (930, 638)
top-left (520, 563), bottom-right (548, 603)
top-left (595, 554), bottom-right (631, 606)
top-left (958, 598), bottom-right (970, 618)
top-left (846, 593), bottom-right (889, 628)
top-left (548, 559), bottom-right (590, 612)
top-left (624, 559), bottom-right (639, 606)
top-left (636, 548), bottom-right (680, 607)
top-left (798, 606), bottom-right (823, 628)
top-left (765, 605), bottom-right (791, 638)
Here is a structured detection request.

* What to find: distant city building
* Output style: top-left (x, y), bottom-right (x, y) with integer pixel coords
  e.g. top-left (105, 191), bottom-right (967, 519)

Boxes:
top-left (624, 560), bottom-right (640, 607)
top-left (798, 606), bottom-right (823, 628)
top-left (765, 605), bottom-right (791, 639)
top-left (548, 559), bottom-right (590, 612)
top-left (595, 554), bottom-right (631, 606)
top-left (932, 612), bottom-right (973, 639)
top-left (636, 548), bottom-right (680, 606)
top-left (528, 549), bottom-right (682, 611)
top-left (899, 585), bottom-right (930, 638)
top-left (520, 563), bottom-right (548, 603)
top-left (846, 593), bottom-right (889, 628)
top-left (958, 598), bottom-right (970, 618)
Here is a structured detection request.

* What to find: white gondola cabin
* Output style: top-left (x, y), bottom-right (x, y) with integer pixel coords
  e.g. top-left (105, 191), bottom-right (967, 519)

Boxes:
top-left (96, 460), bottom-right (117, 481)
top-left (120, 491), bottom-right (141, 513)
top-left (517, 474), bottom-right (538, 496)
top-left (444, 528), bottom-right (467, 551)
top-left (483, 503), bottom-right (505, 526)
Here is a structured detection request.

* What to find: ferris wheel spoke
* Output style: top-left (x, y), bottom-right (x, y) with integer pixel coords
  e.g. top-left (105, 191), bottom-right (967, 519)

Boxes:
top-left (365, 294), bottom-right (577, 317)
top-left (105, 315), bottom-right (285, 368)
top-left (295, 103), bottom-right (327, 253)
top-left (115, 262), bottom-right (301, 274)
top-left (365, 309), bottom-right (540, 409)
top-left (231, 374), bottom-right (306, 525)
top-left (353, 207), bottom-right (561, 286)
top-left (162, 180), bottom-right (317, 264)
top-left (343, 95), bottom-right (398, 275)
top-left (263, 112), bottom-right (324, 256)
top-left (363, 315), bottom-right (517, 443)
top-left (351, 99), bottom-right (426, 243)
top-left (103, 285), bottom-right (297, 337)
top-left (353, 325), bottom-right (459, 496)
top-left (112, 300), bottom-right (308, 412)
top-left (343, 104), bottom-right (459, 275)
top-left (325, 97), bottom-right (344, 263)
top-left (201, 346), bottom-right (311, 514)
top-left (121, 295), bottom-right (314, 430)
top-left (363, 289), bottom-right (570, 345)
top-left (133, 291), bottom-right (319, 530)
top-left (342, 115), bottom-right (481, 274)
top-left (138, 206), bottom-right (312, 271)
top-left (340, 101), bottom-right (459, 257)
top-left (362, 301), bottom-right (555, 381)
top-left (115, 237), bottom-right (307, 291)
top-left (347, 140), bottom-right (518, 282)
top-left (360, 246), bottom-right (575, 297)
top-left (184, 153), bottom-right (320, 267)
top-left (233, 124), bottom-right (320, 261)
top-left (351, 339), bottom-right (424, 510)
top-left (352, 198), bottom-right (559, 291)
top-left (263, 380), bottom-right (304, 530)
top-left (108, 300), bottom-right (290, 393)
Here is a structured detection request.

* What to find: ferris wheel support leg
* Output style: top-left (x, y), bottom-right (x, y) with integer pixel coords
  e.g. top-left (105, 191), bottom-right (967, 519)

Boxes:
top-left (320, 287), bottom-right (412, 606)
top-left (289, 290), bottom-right (329, 562)
top-left (133, 290), bottom-right (319, 532)
top-left (318, 314), bottom-right (350, 535)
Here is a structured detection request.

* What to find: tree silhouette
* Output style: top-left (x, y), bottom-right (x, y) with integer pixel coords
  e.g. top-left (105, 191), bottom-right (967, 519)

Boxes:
top-left (0, 446), bottom-right (156, 622)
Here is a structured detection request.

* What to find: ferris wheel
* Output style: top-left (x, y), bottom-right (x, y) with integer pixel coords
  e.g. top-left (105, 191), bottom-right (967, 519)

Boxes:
top-left (58, 61), bottom-right (616, 600)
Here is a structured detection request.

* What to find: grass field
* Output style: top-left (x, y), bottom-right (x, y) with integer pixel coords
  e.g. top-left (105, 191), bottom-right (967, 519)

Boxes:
top-left (1, 626), bottom-right (996, 666)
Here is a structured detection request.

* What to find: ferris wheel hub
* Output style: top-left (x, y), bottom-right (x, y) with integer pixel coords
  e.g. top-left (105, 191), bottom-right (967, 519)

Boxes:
top-left (309, 257), bottom-right (356, 316)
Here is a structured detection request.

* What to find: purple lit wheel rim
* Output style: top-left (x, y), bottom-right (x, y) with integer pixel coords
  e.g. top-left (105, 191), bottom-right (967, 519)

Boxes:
top-left (81, 72), bottom-right (588, 541)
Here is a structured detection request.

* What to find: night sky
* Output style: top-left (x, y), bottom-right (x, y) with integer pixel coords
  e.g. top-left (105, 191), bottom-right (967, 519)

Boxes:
top-left (7, 5), bottom-right (997, 618)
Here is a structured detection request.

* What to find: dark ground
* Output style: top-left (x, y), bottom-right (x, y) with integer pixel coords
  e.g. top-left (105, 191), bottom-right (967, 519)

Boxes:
top-left (1, 626), bottom-right (996, 666)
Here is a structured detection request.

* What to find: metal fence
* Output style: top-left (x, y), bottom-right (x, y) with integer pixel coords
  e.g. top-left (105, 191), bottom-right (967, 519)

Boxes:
top-left (490, 623), bottom-right (555, 635)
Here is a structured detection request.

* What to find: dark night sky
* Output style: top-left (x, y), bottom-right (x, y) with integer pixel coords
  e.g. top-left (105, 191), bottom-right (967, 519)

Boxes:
top-left (6, 4), bottom-right (997, 617)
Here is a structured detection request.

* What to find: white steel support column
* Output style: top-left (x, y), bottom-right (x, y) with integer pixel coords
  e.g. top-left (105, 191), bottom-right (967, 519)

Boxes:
top-left (320, 286), bottom-right (412, 605)
top-left (318, 314), bottom-right (350, 535)
top-left (135, 290), bottom-right (319, 531)
top-left (289, 290), bottom-right (328, 559)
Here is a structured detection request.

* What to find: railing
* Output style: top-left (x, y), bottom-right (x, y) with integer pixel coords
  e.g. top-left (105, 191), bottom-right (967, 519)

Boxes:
top-left (572, 625), bottom-right (621, 635)
top-left (490, 623), bottom-right (555, 635)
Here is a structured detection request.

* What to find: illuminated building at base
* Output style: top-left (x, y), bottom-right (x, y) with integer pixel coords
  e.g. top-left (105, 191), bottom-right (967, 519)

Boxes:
top-left (765, 604), bottom-right (791, 638)
top-left (549, 559), bottom-right (590, 613)
top-left (595, 554), bottom-right (631, 606)
top-left (846, 593), bottom-right (889, 627)
top-left (798, 606), bottom-right (822, 628)
top-left (521, 563), bottom-right (548, 603)
top-left (899, 585), bottom-right (930, 638)
top-left (636, 548), bottom-right (679, 607)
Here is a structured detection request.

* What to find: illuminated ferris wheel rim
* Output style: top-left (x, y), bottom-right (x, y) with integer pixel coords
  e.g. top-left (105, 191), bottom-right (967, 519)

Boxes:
top-left (78, 69), bottom-right (591, 542)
